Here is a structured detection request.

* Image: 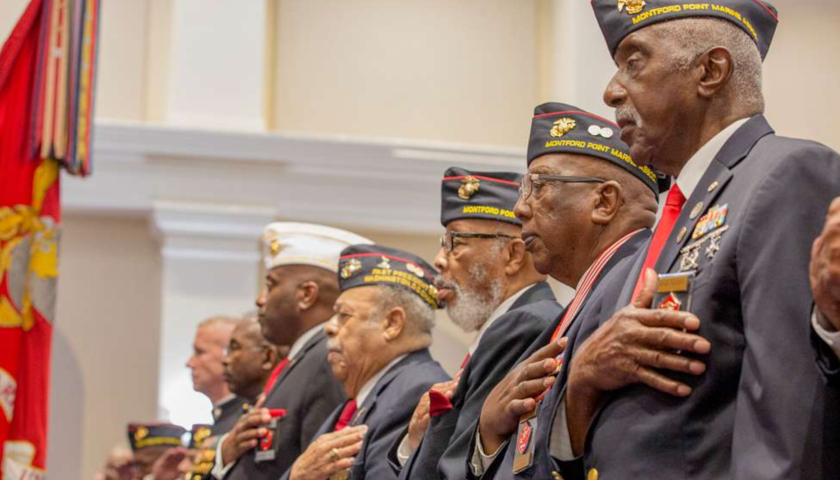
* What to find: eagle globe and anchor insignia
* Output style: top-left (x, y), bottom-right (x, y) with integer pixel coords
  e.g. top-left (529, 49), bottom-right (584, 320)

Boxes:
top-left (550, 118), bottom-right (576, 138)
top-left (458, 176), bottom-right (481, 200)
top-left (618, 0), bottom-right (646, 14)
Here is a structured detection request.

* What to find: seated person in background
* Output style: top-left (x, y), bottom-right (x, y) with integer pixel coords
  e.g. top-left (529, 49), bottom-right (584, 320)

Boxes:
top-left (284, 244), bottom-right (450, 480)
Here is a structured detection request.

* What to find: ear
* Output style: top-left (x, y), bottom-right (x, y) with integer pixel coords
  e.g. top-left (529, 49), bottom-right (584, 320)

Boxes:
top-left (697, 47), bottom-right (734, 99)
top-left (296, 281), bottom-right (320, 311)
top-left (382, 306), bottom-right (406, 342)
top-left (504, 239), bottom-right (528, 276)
top-left (591, 180), bottom-right (622, 225)
top-left (261, 346), bottom-right (278, 371)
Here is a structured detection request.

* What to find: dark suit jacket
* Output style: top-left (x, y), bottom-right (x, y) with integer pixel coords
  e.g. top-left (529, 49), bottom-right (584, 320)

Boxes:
top-left (390, 282), bottom-right (561, 480)
top-left (226, 329), bottom-right (346, 480)
top-left (813, 321), bottom-right (840, 387)
top-left (556, 116), bottom-right (840, 479)
top-left (210, 396), bottom-right (248, 437)
top-left (466, 230), bottom-right (650, 480)
top-left (280, 348), bottom-right (449, 480)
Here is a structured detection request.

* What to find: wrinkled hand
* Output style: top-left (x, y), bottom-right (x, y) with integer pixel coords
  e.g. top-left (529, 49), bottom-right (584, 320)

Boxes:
top-left (811, 197), bottom-right (840, 331)
top-left (566, 268), bottom-right (711, 454)
top-left (477, 337), bottom-right (566, 455)
top-left (407, 375), bottom-right (460, 451)
top-left (289, 425), bottom-right (368, 480)
top-left (221, 396), bottom-right (270, 466)
top-left (150, 447), bottom-right (189, 480)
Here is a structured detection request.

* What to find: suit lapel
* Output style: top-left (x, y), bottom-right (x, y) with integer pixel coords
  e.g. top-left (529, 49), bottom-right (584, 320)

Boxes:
top-left (353, 349), bottom-right (430, 426)
top-left (267, 329), bottom-right (326, 398)
top-left (657, 161), bottom-right (733, 274)
top-left (509, 282), bottom-right (555, 310)
top-left (654, 115), bottom-right (775, 275)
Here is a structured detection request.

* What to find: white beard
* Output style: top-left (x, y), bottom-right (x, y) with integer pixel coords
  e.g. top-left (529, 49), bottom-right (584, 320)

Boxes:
top-left (444, 264), bottom-right (505, 333)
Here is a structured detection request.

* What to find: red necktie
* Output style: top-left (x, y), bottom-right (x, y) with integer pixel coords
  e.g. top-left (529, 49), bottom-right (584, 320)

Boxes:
top-left (334, 399), bottom-right (358, 431)
top-left (632, 184), bottom-right (686, 300)
top-left (264, 358), bottom-right (290, 395)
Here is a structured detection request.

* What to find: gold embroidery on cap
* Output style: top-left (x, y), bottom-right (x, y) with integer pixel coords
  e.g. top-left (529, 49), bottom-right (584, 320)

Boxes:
top-left (340, 259), bottom-right (362, 279)
top-left (458, 176), bottom-right (481, 200)
top-left (550, 118), bottom-right (577, 138)
top-left (618, 0), bottom-right (646, 15)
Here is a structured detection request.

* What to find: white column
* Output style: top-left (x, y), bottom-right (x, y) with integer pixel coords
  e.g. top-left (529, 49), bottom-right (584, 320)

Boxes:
top-left (146, 0), bottom-right (268, 132)
top-left (151, 201), bottom-right (276, 427)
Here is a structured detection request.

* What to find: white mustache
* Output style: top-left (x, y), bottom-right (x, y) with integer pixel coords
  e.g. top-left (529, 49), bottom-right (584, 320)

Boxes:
top-left (615, 105), bottom-right (641, 126)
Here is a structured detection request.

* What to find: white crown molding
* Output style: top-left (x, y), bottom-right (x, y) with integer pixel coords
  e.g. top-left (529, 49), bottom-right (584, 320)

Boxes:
top-left (63, 120), bottom-right (527, 235)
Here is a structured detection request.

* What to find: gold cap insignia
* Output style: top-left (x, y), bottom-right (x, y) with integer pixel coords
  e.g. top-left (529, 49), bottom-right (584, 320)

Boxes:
top-left (193, 428), bottom-right (211, 446)
top-left (340, 259), bottom-right (362, 279)
top-left (618, 0), bottom-right (645, 14)
top-left (458, 176), bottom-right (481, 200)
top-left (377, 256), bottom-right (392, 269)
top-left (406, 263), bottom-right (425, 278)
top-left (134, 426), bottom-right (149, 441)
top-left (550, 118), bottom-right (577, 138)
top-left (269, 238), bottom-right (283, 256)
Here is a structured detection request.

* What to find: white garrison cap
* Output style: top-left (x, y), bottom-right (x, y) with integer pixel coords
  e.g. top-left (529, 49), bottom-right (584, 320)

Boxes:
top-left (262, 222), bottom-right (373, 273)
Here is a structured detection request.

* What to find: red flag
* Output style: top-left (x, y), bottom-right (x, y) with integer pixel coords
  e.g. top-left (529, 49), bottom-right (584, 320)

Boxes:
top-left (0, 1), bottom-right (60, 478)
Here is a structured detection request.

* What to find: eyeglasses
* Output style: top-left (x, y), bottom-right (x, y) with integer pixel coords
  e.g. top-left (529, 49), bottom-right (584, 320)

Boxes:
top-left (439, 232), bottom-right (518, 254)
top-left (519, 174), bottom-right (606, 200)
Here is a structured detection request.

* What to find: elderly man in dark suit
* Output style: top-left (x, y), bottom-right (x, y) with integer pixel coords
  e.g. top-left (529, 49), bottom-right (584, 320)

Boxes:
top-left (386, 167), bottom-right (562, 480)
top-left (466, 102), bottom-right (659, 480)
top-left (811, 196), bottom-right (840, 384)
top-left (211, 223), bottom-right (373, 480)
top-left (544, 2), bottom-right (840, 479)
top-left (282, 244), bottom-right (449, 480)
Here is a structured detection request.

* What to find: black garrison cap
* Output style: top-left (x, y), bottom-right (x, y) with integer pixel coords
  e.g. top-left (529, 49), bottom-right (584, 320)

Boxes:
top-left (127, 423), bottom-right (186, 451)
top-left (338, 244), bottom-right (440, 309)
top-left (441, 167), bottom-right (523, 227)
top-left (591, 0), bottom-right (778, 60)
top-left (527, 102), bottom-right (659, 195)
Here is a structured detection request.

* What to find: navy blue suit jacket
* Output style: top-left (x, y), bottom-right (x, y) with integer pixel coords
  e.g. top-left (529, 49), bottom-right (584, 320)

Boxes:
top-left (282, 348), bottom-right (449, 480)
top-left (392, 282), bottom-right (561, 480)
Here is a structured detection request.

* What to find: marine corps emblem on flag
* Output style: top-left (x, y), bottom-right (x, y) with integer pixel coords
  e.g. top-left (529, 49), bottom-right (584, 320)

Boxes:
top-left (618, 0), bottom-right (646, 14)
top-left (458, 176), bottom-right (481, 200)
top-left (550, 118), bottom-right (576, 138)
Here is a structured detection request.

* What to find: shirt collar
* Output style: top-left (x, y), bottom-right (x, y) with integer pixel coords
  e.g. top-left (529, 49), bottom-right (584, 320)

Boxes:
top-left (468, 284), bottom-right (537, 355)
top-left (355, 354), bottom-right (408, 406)
top-left (288, 322), bottom-right (326, 361)
top-left (675, 117), bottom-right (750, 199)
top-left (213, 394), bottom-right (236, 409)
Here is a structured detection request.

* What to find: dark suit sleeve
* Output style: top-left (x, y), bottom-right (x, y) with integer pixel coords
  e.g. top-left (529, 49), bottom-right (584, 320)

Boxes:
top-left (300, 355), bottom-right (346, 449)
top-left (812, 320), bottom-right (840, 386)
top-left (362, 374), bottom-right (451, 480)
top-left (732, 142), bottom-right (840, 478)
top-left (439, 306), bottom-right (555, 480)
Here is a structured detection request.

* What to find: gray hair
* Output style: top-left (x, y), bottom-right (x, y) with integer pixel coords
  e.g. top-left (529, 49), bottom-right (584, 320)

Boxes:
top-left (373, 285), bottom-right (435, 335)
top-left (657, 17), bottom-right (763, 112)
